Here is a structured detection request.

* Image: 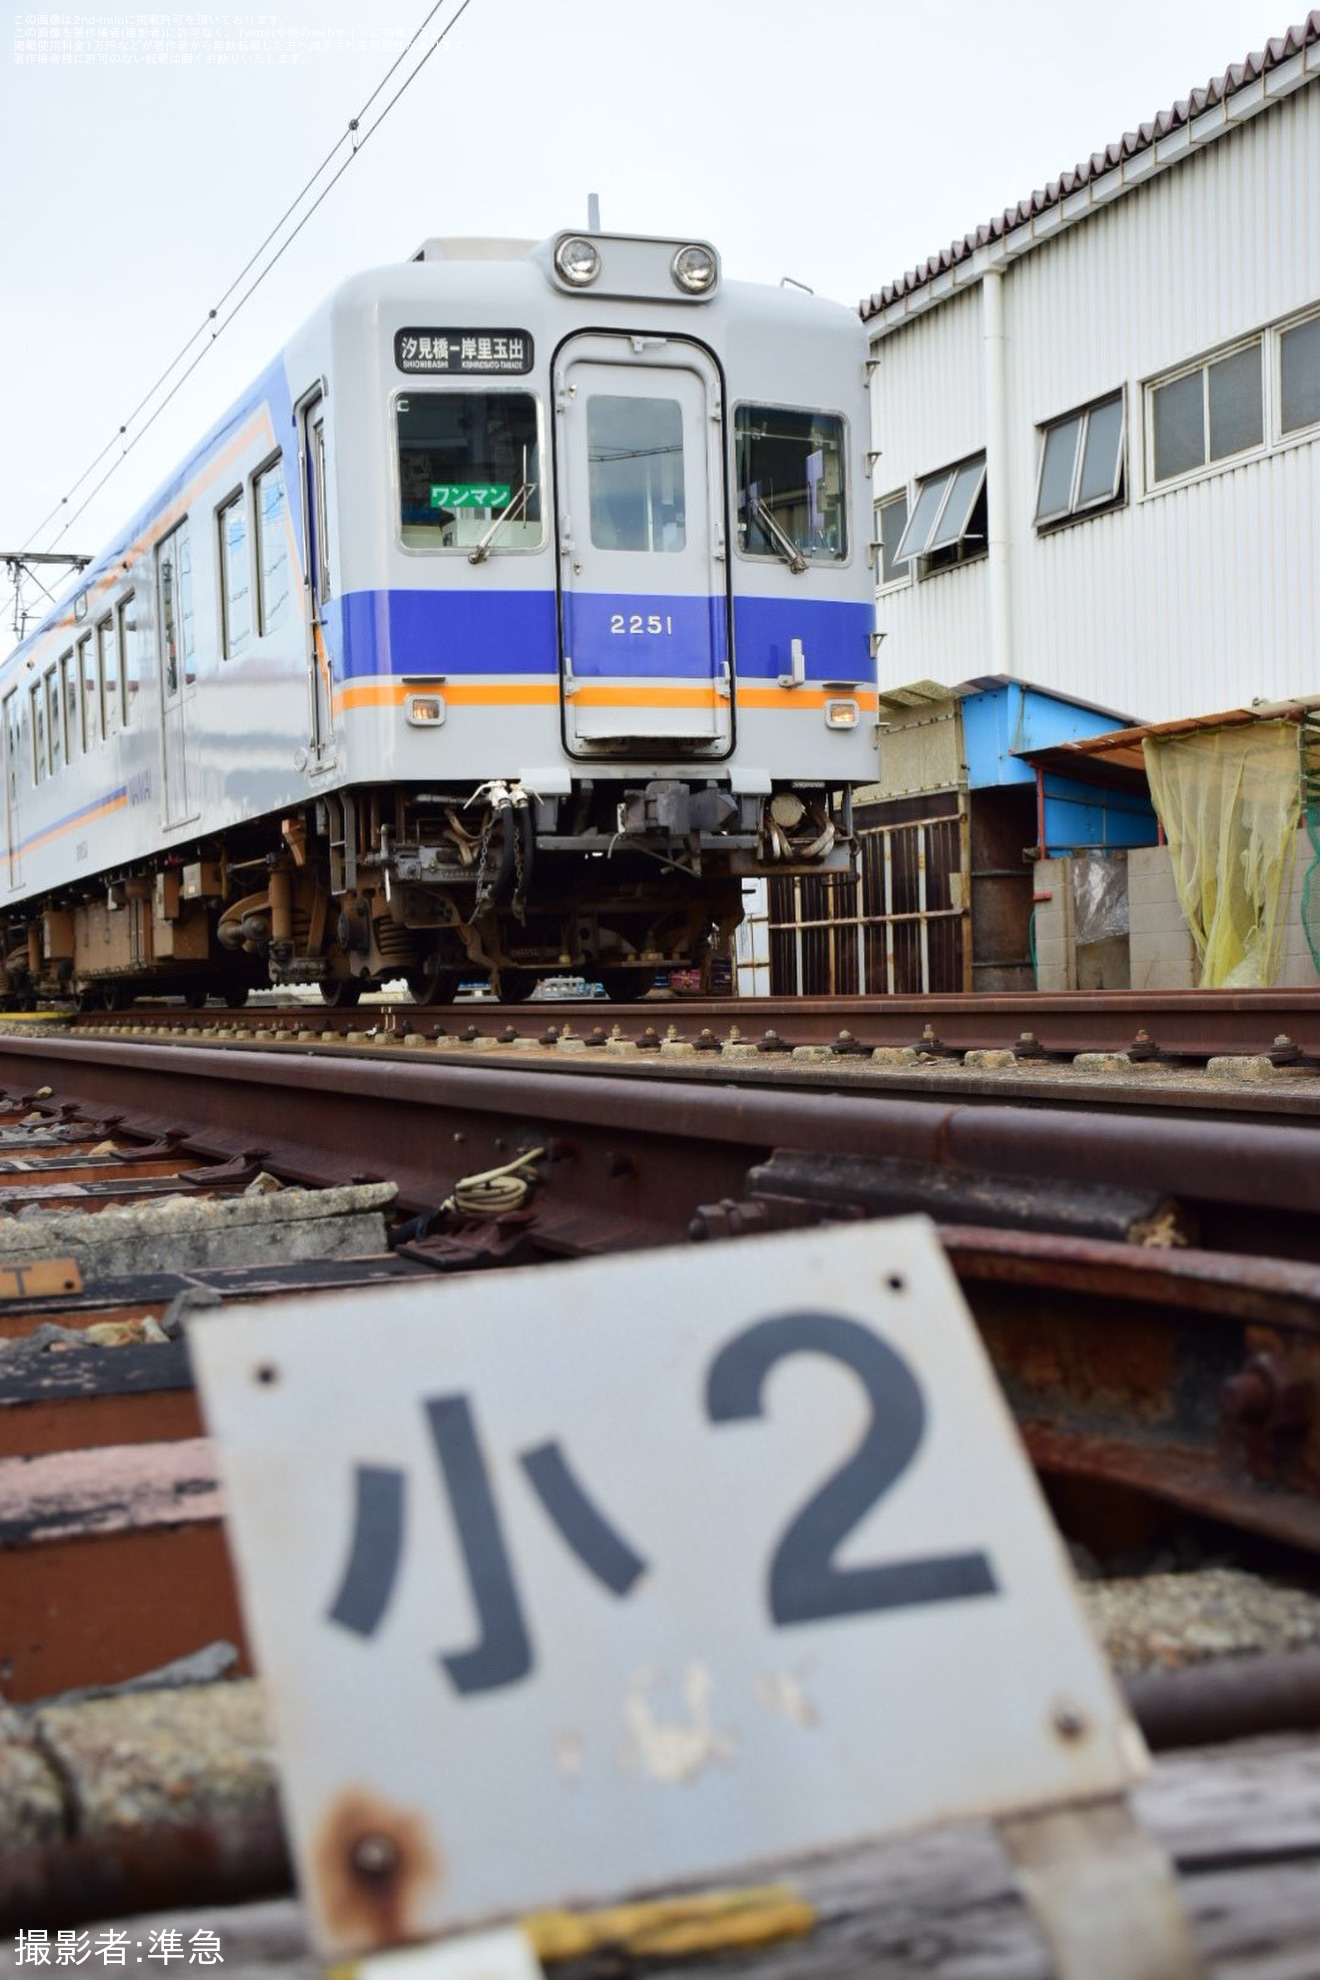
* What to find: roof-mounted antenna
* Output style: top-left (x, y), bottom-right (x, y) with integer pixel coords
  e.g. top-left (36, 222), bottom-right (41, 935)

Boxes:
top-left (587, 193), bottom-right (601, 232)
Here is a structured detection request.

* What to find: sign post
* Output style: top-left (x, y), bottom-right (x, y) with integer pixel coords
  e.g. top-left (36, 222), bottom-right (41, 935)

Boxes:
top-left (193, 1217), bottom-right (1203, 1976)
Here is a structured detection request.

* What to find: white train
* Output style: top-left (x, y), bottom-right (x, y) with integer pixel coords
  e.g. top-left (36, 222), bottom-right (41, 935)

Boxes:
top-left (1, 229), bottom-right (877, 1007)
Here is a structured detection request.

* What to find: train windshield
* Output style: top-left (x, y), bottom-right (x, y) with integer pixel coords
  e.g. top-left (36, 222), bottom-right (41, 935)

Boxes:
top-left (734, 406), bottom-right (847, 564)
top-left (396, 392), bottom-right (541, 551)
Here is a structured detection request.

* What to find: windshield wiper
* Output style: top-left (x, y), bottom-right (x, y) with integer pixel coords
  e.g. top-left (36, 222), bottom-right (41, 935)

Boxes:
top-left (468, 482), bottom-right (538, 564)
top-left (751, 496), bottom-right (807, 574)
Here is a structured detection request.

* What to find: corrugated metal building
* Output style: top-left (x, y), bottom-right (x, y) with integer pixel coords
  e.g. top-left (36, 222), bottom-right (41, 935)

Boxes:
top-left (864, 15), bottom-right (1320, 724)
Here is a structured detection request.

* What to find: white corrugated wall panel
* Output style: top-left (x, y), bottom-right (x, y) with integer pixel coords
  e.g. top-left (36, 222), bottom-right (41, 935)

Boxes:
top-left (869, 81), bottom-right (1320, 723)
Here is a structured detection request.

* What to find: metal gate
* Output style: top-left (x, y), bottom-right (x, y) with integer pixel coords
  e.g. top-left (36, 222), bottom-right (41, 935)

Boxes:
top-left (767, 797), bottom-right (971, 994)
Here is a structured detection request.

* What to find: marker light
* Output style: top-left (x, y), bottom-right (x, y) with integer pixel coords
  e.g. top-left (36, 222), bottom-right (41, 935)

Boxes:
top-left (671, 244), bottom-right (717, 294)
top-left (824, 699), bottom-right (859, 729)
top-left (554, 236), bottom-right (602, 287)
top-left (406, 694), bottom-right (446, 727)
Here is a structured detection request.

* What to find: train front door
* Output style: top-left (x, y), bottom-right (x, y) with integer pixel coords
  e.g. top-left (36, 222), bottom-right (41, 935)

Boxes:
top-left (555, 334), bottom-right (732, 754)
top-left (156, 522), bottom-right (198, 829)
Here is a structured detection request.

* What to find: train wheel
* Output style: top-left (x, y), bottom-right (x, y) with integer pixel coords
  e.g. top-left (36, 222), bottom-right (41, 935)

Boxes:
top-left (183, 986), bottom-right (210, 1009)
top-left (598, 968), bottom-right (649, 1003)
top-left (75, 986), bottom-right (106, 1013)
top-left (406, 963), bottom-right (459, 1006)
top-left (103, 982), bottom-right (135, 1011)
top-left (497, 968), bottom-right (539, 1004)
top-left (319, 977), bottom-right (363, 1009)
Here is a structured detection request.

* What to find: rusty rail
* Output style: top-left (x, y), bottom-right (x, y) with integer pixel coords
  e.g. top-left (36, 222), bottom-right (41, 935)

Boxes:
top-left (67, 985), bottom-right (1320, 1061)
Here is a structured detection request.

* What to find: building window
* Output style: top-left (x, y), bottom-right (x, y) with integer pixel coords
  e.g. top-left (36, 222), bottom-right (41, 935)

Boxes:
top-left (1150, 339), bottom-right (1263, 484)
top-left (1035, 392), bottom-right (1125, 527)
top-left (1280, 311), bottom-right (1320, 437)
top-left (873, 490), bottom-right (909, 586)
top-left (255, 457), bottom-right (291, 632)
top-left (893, 454), bottom-right (986, 573)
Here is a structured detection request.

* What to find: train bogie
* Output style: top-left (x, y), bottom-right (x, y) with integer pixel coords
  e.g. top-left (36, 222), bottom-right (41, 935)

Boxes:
top-left (1, 231), bottom-right (877, 1005)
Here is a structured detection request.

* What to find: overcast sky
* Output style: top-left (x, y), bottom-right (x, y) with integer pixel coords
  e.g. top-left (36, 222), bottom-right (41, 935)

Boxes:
top-left (0, 0), bottom-right (1294, 652)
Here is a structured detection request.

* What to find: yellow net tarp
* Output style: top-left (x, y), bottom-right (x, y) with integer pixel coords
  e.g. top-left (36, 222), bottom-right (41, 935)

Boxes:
top-left (1143, 721), bottom-right (1301, 989)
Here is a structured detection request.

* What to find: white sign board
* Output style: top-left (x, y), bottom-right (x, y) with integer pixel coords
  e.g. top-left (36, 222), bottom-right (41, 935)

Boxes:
top-left (193, 1217), bottom-right (1144, 1958)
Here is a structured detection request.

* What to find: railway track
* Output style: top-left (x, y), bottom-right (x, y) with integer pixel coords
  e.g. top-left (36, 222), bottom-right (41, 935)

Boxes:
top-left (3, 1014), bottom-right (1320, 1941)
top-left (66, 985), bottom-right (1320, 1059)
top-left (0, 1020), bottom-right (1319, 1697)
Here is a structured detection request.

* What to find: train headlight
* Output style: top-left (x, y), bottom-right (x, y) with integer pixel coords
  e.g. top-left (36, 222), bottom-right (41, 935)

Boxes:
top-left (671, 244), bottom-right (717, 294)
top-left (824, 698), bottom-right (859, 729)
top-left (555, 236), bottom-right (601, 287)
top-left (406, 694), bottom-right (446, 727)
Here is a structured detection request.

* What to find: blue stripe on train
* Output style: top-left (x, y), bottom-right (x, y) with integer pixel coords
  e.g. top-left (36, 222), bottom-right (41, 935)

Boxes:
top-left (334, 590), bottom-right (873, 683)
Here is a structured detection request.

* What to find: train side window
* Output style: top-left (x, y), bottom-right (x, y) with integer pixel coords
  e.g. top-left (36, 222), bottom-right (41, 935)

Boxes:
top-left (219, 491), bottom-right (252, 659)
top-left (395, 392), bottom-right (542, 551)
top-left (255, 458), bottom-right (290, 632)
top-left (30, 680), bottom-right (46, 784)
top-left (98, 616), bottom-right (119, 739)
top-left (47, 667), bottom-right (64, 777)
top-left (158, 522), bottom-right (197, 693)
top-left (116, 593), bottom-right (137, 729)
top-left (87, 626), bottom-right (107, 748)
top-left (586, 396), bottom-right (685, 552)
top-left (67, 645), bottom-right (85, 755)
top-left (4, 691), bottom-right (20, 804)
top-left (734, 405), bottom-right (848, 564)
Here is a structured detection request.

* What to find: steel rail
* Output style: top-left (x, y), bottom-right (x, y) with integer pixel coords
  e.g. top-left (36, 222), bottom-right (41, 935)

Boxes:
top-left (5, 1033), bottom-right (1320, 1572)
top-left (68, 986), bottom-right (1320, 1059)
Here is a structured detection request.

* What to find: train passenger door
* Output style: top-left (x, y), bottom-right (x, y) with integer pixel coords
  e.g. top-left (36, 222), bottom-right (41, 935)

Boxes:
top-left (3, 691), bottom-right (21, 888)
top-left (299, 391), bottom-right (335, 770)
top-left (555, 334), bottom-right (731, 754)
top-left (157, 521), bottom-right (198, 828)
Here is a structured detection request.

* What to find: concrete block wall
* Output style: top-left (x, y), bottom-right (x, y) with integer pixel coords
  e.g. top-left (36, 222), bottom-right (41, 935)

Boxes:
top-left (1128, 846), bottom-right (1198, 990)
top-left (1032, 858), bottom-right (1075, 991)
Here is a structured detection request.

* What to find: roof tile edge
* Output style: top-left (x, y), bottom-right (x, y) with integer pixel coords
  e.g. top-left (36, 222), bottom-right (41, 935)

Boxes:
top-left (860, 11), bottom-right (1320, 320)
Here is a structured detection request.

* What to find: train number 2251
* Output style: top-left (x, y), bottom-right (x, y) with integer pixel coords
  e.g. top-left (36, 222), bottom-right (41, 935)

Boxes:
top-left (609, 613), bottom-right (673, 635)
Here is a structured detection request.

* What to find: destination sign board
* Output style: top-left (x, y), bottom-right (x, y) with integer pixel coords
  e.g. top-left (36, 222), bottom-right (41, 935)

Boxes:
top-left (395, 329), bottom-right (533, 375)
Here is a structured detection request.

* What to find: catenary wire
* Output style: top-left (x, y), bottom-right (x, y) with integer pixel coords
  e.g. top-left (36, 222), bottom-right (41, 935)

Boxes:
top-left (23, 0), bottom-right (478, 559)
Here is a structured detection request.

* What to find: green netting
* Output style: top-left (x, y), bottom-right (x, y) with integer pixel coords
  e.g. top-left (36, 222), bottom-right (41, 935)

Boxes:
top-left (1143, 721), bottom-right (1301, 989)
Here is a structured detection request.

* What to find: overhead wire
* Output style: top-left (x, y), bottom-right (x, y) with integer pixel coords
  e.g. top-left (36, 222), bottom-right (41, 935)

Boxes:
top-left (24, 0), bottom-right (479, 559)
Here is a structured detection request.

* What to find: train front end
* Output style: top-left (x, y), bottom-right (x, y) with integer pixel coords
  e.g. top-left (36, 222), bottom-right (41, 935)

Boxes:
top-left (325, 229), bottom-right (877, 998)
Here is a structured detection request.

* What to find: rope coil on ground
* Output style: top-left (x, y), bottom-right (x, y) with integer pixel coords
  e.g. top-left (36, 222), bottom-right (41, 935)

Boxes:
top-left (444, 1146), bottom-right (545, 1217)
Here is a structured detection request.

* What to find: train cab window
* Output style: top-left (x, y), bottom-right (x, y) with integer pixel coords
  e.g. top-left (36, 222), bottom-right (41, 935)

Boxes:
top-left (30, 680), bottom-right (46, 784)
top-left (396, 392), bottom-right (541, 551)
top-left (116, 594), bottom-right (137, 729)
top-left (255, 459), bottom-right (290, 633)
top-left (586, 396), bottom-right (686, 552)
top-left (65, 647), bottom-right (83, 756)
top-left (734, 406), bottom-right (848, 564)
top-left (219, 492), bottom-right (253, 659)
top-left (47, 668), bottom-right (64, 777)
